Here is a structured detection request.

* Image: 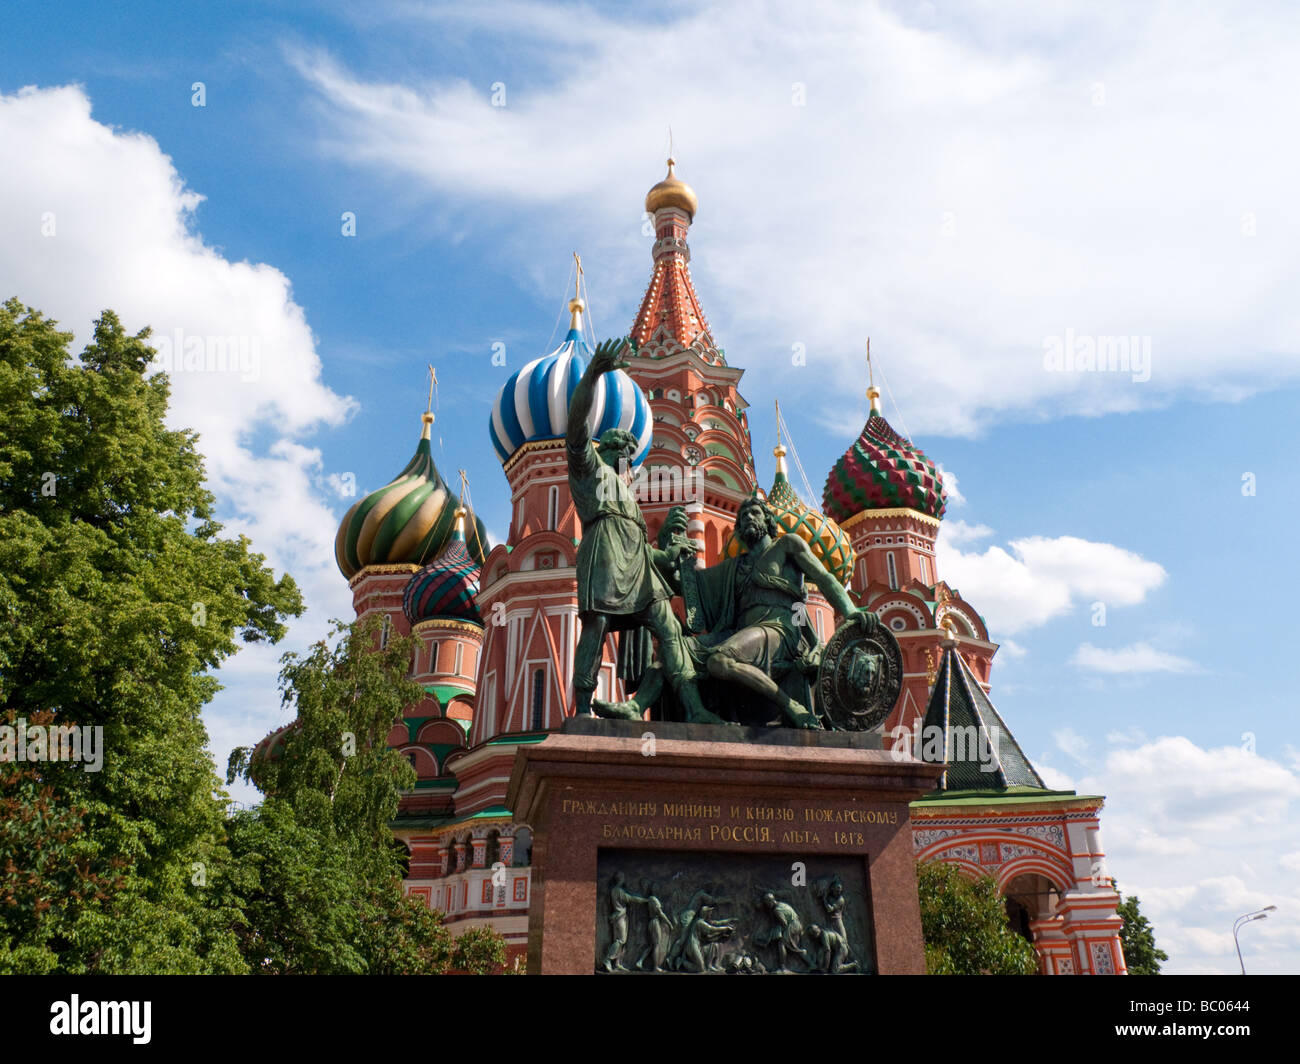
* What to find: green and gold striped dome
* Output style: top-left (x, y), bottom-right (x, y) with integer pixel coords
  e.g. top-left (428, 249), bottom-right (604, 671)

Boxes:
top-left (723, 445), bottom-right (856, 586)
top-left (335, 414), bottom-right (490, 580)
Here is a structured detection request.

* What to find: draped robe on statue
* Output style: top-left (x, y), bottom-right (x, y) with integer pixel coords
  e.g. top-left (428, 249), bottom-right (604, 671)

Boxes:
top-left (568, 438), bottom-right (672, 617)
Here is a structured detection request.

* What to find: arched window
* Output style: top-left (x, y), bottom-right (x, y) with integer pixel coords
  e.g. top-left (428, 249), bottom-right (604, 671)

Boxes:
top-left (919, 554), bottom-right (931, 585)
top-left (485, 830), bottom-right (501, 868)
top-left (513, 827), bottom-right (533, 867)
top-left (886, 552), bottom-right (898, 591)
top-left (531, 668), bottom-right (545, 730)
top-left (547, 485), bottom-right (559, 530)
top-left (379, 614), bottom-right (392, 649)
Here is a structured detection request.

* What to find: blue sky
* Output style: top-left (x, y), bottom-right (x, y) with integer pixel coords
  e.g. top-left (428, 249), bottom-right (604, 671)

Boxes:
top-left (3, 0), bottom-right (1298, 973)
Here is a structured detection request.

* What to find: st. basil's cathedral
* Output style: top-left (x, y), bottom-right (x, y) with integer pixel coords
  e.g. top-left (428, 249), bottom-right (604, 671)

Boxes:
top-left (256, 161), bottom-right (1127, 975)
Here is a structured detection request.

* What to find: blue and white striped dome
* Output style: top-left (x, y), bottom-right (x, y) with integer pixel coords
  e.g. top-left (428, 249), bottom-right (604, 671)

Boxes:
top-left (488, 313), bottom-right (651, 467)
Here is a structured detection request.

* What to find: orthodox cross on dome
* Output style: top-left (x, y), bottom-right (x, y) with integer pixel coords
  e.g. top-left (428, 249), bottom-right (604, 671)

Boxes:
top-left (569, 251), bottom-right (586, 332)
top-left (423, 363), bottom-right (438, 437)
top-left (773, 399), bottom-right (788, 476)
top-left (866, 338), bottom-right (881, 415)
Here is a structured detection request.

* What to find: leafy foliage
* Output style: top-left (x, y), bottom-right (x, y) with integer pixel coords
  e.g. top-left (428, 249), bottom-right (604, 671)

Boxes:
top-left (1116, 888), bottom-right (1168, 975)
top-left (917, 860), bottom-right (1039, 975)
top-left (226, 617), bottom-right (507, 974)
top-left (0, 299), bottom-right (300, 972)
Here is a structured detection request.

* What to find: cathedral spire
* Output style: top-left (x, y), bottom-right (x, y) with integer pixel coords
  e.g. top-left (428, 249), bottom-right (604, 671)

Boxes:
top-left (631, 158), bottom-right (717, 360)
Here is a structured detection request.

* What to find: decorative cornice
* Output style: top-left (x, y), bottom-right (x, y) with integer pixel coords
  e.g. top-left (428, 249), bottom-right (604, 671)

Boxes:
top-left (839, 507), bottom-right (942, 533)
top-left (349, 563), bottom-right (420, 588)
top-left (501, 436), bottom-right (567, 476)
top-left (412, 618), bottom-right (485, 637)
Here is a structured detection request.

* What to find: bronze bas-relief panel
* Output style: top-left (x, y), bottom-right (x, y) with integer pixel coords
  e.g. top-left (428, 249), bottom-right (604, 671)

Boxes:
top-left (594, 849), bottom-right (874, 974)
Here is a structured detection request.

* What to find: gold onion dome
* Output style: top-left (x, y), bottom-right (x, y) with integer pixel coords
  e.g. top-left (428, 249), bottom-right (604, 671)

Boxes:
top-left (724, 445), bottom-right (856, 586)
top-left (334, 415), bottom-right (490, 580)
top-left (645, 157), bottom-right (698, 220)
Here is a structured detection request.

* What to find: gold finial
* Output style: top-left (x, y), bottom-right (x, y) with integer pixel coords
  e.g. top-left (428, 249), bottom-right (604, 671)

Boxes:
top-left (454, 470), bottom-right (468, 529)
top-left (773, 399), bottom-right (788, 471)
top-left (568, 252), bottom-right (585, 326)
top-left (421, 364), bottom-right (438, 436)
top-left (645, 154), bottom-right (698, 219)
top-left (866, 338), bottom-right (881, 413)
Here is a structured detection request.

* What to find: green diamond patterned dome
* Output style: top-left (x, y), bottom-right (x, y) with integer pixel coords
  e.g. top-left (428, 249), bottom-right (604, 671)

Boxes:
top-left (335, 416), bottom-right (490, 580)
top-left (823, 412), bottom-right (946, 523)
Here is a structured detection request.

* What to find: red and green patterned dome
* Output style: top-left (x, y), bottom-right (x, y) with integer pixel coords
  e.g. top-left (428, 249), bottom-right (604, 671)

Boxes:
top-left (823, 408), bottom-right (946, 523)
top-left (403, 513), bottom-right (483, 628)
top-left (724, 447), bottom-right (856, 585)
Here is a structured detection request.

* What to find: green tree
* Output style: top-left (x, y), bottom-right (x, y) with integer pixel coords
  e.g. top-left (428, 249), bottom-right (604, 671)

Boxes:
top-left (226, 617), bottom-right (507, 974)
top-left (0, 299), bottom-right (301, 973)
top-left (917, 860), bottom-right (1038, 975)
top-left (1116, 888), bottom-right (1168, 974)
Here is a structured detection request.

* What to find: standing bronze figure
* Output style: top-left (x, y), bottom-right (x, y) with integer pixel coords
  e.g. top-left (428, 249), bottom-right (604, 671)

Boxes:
top-left (567, 339), bottom-right (721, 723)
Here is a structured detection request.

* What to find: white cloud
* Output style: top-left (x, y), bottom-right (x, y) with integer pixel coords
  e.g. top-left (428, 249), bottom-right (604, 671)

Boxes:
top-left (0, 84), bottom-right (357, 796)
top-left (1053, 726), bottom-right (1092, 766)
top-left (1083, 736), bottom-right (1300, 974)
top-left (290, 1), bottom-right (1300, 436)
top-left (1106, 725), bottom-right (1148, 746)
top-left (1035, 762), bottom-right (1075, 791)
top-left (1072, 641), bottom-right (1198, 674)
top-left (936, 533), bottom-right (1166, 635)
top-left (935, 465), bottom-right (964, 507)
top-left (998, 638), bottom-right (1026, 659)
top-left (937, 518), bottom-right (992, 548)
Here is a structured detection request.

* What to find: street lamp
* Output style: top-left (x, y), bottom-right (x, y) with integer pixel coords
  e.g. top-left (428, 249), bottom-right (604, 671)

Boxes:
top-left (1233, 906), bottom-right (1276, 974)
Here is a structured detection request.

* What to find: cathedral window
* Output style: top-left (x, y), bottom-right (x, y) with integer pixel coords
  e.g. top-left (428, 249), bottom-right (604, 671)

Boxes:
top-left (886, 552), bottom-right (899, 591)
top-left (547, 485), bottom-right (559, 530)
top-left (919, 555), bottom-right (931, 585)
top-left (531, 668), bottom-right (545, 730)
top-left (513, 827), bottom-right (533, 866)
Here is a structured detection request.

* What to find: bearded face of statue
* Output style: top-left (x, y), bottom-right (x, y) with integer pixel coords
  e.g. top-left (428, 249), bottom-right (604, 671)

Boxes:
top-left (597, 430), bottom-right (639, 485)
top-left (737, 503), bottom-right (769, 547)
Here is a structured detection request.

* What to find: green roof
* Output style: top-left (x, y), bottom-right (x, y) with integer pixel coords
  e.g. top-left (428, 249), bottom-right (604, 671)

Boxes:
top-left (912, 786), bottom-right (1099, 808)
top-left (425, 684), bottom-right (474, 710)
top-left (486, 731), bottom-right (550, 746)
top-left (922, 647), bottom-right (1046, 792)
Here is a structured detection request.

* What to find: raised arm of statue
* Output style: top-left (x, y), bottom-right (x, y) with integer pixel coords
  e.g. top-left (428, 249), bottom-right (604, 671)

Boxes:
top-left (785, 534), bottom-right (880, 635)
top-left (567, 338), bottom-right (633, 455)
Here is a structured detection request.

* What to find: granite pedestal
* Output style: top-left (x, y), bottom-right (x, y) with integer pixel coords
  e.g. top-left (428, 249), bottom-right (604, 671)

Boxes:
top-left (506, 719), bottom-right (943, 975)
